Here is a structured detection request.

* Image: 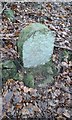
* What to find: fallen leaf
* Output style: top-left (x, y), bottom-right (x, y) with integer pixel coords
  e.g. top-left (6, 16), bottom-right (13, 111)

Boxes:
top-left (63, 109), bottom-right (70, 118)
top-left (56, 115), bottom-right (66, 120)
top-left (22, 107), bottom-right (30, 115)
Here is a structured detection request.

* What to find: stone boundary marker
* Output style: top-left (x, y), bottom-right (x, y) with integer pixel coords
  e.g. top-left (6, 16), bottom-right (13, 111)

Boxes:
top-left (0, 0), bottom-right (72, 2)
top-left (0, 0), bottom-right (71, 119)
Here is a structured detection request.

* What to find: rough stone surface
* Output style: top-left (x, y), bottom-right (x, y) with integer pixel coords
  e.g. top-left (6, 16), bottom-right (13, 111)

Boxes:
top-left (18, 23), bottom-right (55, 68)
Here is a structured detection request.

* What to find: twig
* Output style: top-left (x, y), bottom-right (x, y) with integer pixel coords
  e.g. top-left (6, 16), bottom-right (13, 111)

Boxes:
top-left (61, 88), bottom-right (72, 95)
top-left (0, 2), bottom-right (8, 14)
top-left (15, 18), bottom-right (23, 24)
top-left (54, 44), bottom-right (72, 52)
top-left (0, 33), bottom-right (14, 37)
top-left (13, 58), bottom-right (25, 72)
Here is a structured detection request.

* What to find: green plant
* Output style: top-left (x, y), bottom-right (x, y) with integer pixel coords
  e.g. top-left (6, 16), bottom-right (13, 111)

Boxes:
top-left (4, 8), bottom-right (14, 21)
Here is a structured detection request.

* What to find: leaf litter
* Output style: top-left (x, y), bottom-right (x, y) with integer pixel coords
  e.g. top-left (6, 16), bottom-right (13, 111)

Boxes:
top-left (1, 2), bottom-right (72, 120)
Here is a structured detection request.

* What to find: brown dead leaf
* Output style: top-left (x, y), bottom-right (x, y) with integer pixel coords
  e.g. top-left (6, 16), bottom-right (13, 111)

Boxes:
top-left (6, 79), bottom-right (15, 84)
top-left (28, 88), bottom-right (37, 94)
top-left (46, 3), bottom-right (52, 10)
top-left (7, 44), bottom-right (13, 49)
top-left (56, 115), bottom-right (66, 120)
top-left (22, 107), bottom-right (30, 115)
top-left (24, 86), bottom-right (29, 93)
top-left (14, 30), bottom-right (20, 37)
top-left (59, 15), bottom-right (65, 19)
top-left (15, 103), bottom-right (22, 109)
top-left (11, 4), bottom-right (17, 11)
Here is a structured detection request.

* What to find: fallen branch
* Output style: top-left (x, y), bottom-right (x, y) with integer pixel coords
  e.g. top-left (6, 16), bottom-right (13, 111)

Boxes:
top-left (0, 2), bottom-right (8, 14)
top-left (54, 44), bottom-right (72, 52)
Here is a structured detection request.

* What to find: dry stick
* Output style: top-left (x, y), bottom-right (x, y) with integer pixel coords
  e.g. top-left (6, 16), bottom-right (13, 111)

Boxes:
top-left (61, 88), bottom-right (72, 95)
top-left (15, 18), bottom-right (23, 24)
top-left (14, 58), bottom-right (25, 72)
top-left (54, 44), bottom-right (72, 52)
top-left (0, 3), bottom-right (8, 14)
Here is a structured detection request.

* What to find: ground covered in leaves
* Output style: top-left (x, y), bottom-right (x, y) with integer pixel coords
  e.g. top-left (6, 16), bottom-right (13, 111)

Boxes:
top-left (1, 2), bottom-right (72, 120)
